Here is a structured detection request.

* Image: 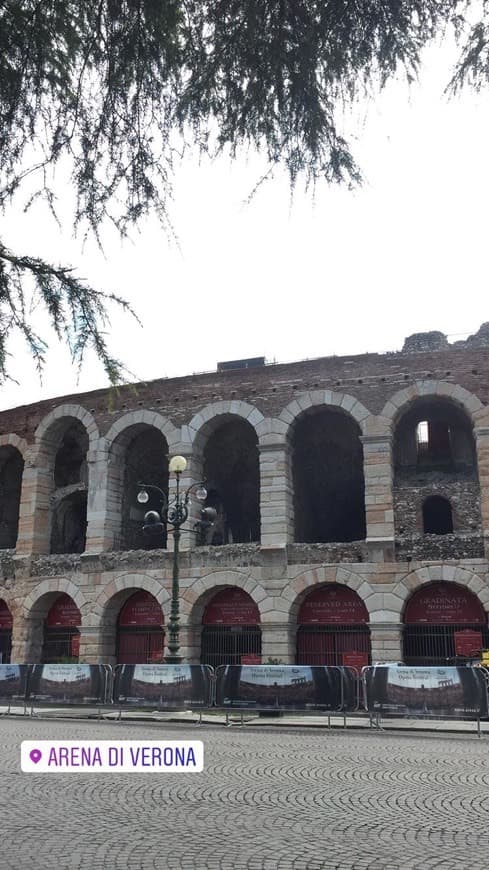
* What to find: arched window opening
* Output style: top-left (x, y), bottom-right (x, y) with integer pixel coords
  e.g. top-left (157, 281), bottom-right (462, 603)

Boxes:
top-left (202, 419), bottom-right (260, 545)
top-left (42, 594), bottom-right (81, 663)
top-left (422, 496), bottom-right (453, 535)
top-left (116, 591), bottom-right (164, 664)
top-left (296, 585), bottom-right (371, 668)
top-left (201, 588), bottom-right (261, 667)
top-left (0, 599), bottom-right (13, 663)
top-left (50, 490), bottom-right (87, 554)
top-left (54, 423), bottom-right (88, 487)
top-left (121, 429), bottom-right (168, 550)
top-left (394, 398), bottom-right (475, 475)
top-left (0, 447), bottom-right (24, 549)
top-left (403, 582), bottom-right (488, 666)
top-left (292, 408), bottom-right (366, 543)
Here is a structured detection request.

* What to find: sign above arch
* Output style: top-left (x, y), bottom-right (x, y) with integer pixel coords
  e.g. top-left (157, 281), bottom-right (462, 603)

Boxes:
top-left (203, 588), bottom-right (260, 625)
top-left (0, 600), bottom-right (13, 630)
top-left (404, 582), bottom-right (485, 625)
top-left (298, 585), bottom-right (369, 625)
top-left (45, 594), bottom-right (81, 628)
top-left (118, 591), bottom-right (164, 627)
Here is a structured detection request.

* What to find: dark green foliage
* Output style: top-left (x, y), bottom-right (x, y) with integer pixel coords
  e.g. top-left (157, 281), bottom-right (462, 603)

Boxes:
top-left (0, 1), bottom-right (485, 383)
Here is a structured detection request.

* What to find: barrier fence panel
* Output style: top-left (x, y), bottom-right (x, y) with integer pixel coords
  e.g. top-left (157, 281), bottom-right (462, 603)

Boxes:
top-left (215, 665), bottom-right (346, 712)
top-left (363, 665), bottom-right (489, 721)
top-left (26, 664), bottom-right (111, 710)
top-left (0, 664), bottom-right (29, 713)
top-left (113, 664), bottom-right (214, 710)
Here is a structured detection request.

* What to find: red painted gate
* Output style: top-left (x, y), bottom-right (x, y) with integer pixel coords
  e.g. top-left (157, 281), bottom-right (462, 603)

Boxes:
top-left (0, 599), bottom-right (12, 663)
top-left (296, 585), bottom-right (370, 669)
top-left (42, 594), bottom-right (81, 663)
top-left (117, 591), bottom-right (165, 664)
top-left (201, 588), bottom-right (261, 668)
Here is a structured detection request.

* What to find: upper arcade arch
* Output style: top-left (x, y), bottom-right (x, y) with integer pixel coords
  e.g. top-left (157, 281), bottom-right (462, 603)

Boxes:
top-left (278, 390), bottom-right (371, 435)
top-left (184, 401), bottom-right (265, 452)
top-left (381, 381), bottom-right (484, 430)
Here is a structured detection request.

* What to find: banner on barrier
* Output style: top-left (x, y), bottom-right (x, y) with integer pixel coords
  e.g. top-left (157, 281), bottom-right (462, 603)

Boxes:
top-left (0, 664), bottom-right (28, 702)
top-left (113, 664), bottom-right (213, 708)
top-left (364, 666), bottom-right (489, 718)
top-left (216, 665), bottom-right (344, 710)
top-left (27, 664), bottom-right (109, 705)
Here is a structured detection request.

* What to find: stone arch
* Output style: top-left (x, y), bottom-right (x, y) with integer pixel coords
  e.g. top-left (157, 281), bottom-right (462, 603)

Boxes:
top-left (279, 390), bottom-right (371, 435)
top-left (0, 433), bottom-right (28, 459)
top-left (186, 571), bottom-right (272, 624)
top-left (34, 404), bottom-right (99, 457)
top-left (284, 394), bottom-right (367, 543)
top-left (23, 579), bottom-right (88, 619)
top-left (286, 567), bottom-right (369, 623)
top-left (93, 573), bottom-right (171, 625)
top-left (381, 381), bottom-right (484, 430)
top-left (393, 564), bottom-right (489, 613)
top-left (104, 410), bottom-right (180, 454)
top-left (183, 401), bottom-right (265, 451)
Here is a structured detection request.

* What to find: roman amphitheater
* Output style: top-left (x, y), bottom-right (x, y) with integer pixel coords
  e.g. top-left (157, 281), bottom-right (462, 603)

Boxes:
top-left (1, 325), bottom-right (489, 669)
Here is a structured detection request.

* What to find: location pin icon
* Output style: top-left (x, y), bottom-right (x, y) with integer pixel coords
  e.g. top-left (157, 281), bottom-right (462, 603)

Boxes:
top-left (29, 749), bottom-right (42, 764)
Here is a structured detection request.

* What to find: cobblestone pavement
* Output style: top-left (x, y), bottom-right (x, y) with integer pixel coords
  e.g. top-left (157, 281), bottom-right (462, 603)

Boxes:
top-left (2, 718), bottom-right (489, 870)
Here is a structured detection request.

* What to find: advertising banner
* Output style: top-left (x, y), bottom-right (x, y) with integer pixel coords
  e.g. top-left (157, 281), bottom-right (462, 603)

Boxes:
top-left (0, 664), bottom-right (28, 703)
top-left (27, 664), bottom-right (109, 706)
top-left (113, 664), bottom-right (213, 708)
top-left (215, 665), bottom-right (344, 711)
top-left (364, 666), bottom-right (489, 719)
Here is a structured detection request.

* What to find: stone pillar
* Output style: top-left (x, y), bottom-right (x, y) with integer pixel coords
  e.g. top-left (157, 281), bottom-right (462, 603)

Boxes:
top-left (16, 445), bottom-right (52, 556)
top-left (369, 624), bottom-right (403, 663)
top-left (260, 622), bottom-right (295, 664)
top-left (361, 435), bottom-right (395, 561)
top-left (11, 610), bottom-right (44, 662)
top-left (475, 427), bottom-right (489, 558)
top-left (84, 439), bottom-right (114, 552)
top-left (259, 438), bottom-right (293, 547)
top-left (78, 625), bottom-right (107, 663)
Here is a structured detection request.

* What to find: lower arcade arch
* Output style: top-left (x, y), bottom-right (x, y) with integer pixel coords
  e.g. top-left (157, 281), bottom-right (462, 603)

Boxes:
top-left (116, 591), bottom-right (165, 664)
top-left (0, 599), bottom-right (12, 663)
top-left (402, 582), bottom-right (488, 665)
top-left (200, 587), bottom-right (262, 668)
top-left (42, 594), bottom-right (81, 663)
top-left (296, 585), bottom-right (371, 668)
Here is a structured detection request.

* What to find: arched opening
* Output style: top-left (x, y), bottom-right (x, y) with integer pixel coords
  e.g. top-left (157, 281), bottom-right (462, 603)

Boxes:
top-left (292, 408), bottom-right (366, 543)
top-left (0, 600), bottom-right (12, 663)
top-left (116, 591), bottom-right (165, 664)
top-left (0, 447), bottom-right (24, 549)
top-left (393, 397), bottom-right (480, 544)
top-left (403, 582), bottom-right (488, 665)
top-left (201, 418), bottom-right (260, 545)
top-left (50, 420), bottom-right (88, 554)
top-left (201, 588), bottom-right (261, 667)
top-left (120, 428), bottom-right (169, 550)
top-left (42, 594), bottom-right (81, 663)
top-left (50, 490), bottom-right (87, 554)
top-left (422, 496), bottom-right (453, 535)
top-left (296, 585), bottom-right (371, 668)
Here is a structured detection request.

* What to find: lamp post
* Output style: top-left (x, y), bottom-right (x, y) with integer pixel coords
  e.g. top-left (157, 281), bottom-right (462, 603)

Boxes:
top-left (137, 455), bottom-right (215, 664)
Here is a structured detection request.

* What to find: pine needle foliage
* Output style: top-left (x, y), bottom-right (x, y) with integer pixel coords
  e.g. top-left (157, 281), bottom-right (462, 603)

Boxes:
top-left (0, 1), bottom-right (483, 383)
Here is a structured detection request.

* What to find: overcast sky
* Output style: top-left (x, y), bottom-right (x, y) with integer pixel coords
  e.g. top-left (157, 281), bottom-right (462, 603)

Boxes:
top-left (1, 31), bottom-right (488, 412)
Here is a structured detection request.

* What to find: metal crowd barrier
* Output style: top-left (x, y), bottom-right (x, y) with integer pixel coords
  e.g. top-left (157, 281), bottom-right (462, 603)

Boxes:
top-left (363, 665), bottom-right (489, 737)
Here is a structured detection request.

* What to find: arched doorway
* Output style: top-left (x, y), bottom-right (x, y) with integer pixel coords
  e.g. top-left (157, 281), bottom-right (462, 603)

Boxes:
top-left (201, 588), bottom-right (261, 667)
top-left (116, 591), bottom-right (165, 664)
top-left (0, 600), bottom-right (12, 663)
top-left (296, 585), bottom-right (371, 669)
top-left (42, 594), bottom-right (81, 663)
top-left (403, 582), bottom-right (488, 665)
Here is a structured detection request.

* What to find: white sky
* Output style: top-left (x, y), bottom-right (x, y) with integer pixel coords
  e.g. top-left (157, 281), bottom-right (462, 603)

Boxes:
top-left (1, 31), bottom-right (488, 412)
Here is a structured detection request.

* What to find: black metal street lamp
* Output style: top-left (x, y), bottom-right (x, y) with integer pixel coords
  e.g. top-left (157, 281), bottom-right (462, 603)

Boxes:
top-left (137, 455), bottom-right (216, 664)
